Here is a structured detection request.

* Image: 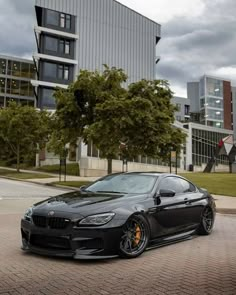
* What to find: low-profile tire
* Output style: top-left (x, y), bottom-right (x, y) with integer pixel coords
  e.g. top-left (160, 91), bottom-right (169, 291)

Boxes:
top-left (198, 207), bottom-right (214, 235)
top-left (119, 214), bottom-right (150, 258)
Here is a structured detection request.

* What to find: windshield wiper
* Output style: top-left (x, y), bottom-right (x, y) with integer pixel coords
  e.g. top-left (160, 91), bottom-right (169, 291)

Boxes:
top-left (96, 190), bottom-right (127, 194)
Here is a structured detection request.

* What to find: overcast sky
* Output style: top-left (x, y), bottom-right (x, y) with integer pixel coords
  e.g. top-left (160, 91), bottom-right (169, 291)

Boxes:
top-left (0, 0), bottom-right (236, 97)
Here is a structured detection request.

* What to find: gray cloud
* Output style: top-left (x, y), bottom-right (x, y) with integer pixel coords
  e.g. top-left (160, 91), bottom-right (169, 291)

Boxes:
top-left (157, 0), bottom-right (236, 94)
top-left (0, 0), bottom-right (35, 58)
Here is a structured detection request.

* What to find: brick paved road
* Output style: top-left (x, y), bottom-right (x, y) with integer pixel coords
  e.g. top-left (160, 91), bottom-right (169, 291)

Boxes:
top-left (0, 209), bottom-right (235, 295)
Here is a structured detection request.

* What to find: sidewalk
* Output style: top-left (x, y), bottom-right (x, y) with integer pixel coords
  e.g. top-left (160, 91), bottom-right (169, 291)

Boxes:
top-left (212, 195), bottom-right (236, 214)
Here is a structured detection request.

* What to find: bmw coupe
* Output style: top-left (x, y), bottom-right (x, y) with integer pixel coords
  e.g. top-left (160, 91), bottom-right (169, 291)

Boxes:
top-left (21, 172), bottom-right (216, 259)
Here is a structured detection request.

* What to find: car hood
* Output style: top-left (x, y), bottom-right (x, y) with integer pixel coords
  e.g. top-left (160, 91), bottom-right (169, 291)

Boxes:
top-left (33, 191), bottom-right (147, 217)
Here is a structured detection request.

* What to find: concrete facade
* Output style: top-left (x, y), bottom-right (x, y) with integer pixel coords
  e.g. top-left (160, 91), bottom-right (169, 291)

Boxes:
top-left (34, 0), bottom-right (161, 109)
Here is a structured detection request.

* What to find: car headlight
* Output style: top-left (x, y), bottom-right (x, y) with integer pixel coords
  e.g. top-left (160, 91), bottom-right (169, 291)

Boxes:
top-left (24, 207), bottom-right (33, 221)
top-left (79, 213), bottom-right (115, 226)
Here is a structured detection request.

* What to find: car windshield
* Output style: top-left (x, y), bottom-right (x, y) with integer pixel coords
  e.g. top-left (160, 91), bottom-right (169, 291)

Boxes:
top-left (85, 174), bottom-right (158, 194)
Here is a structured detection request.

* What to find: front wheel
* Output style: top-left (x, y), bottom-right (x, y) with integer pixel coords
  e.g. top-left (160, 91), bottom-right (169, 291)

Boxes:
top-left (119, 214), bottom-right (150, 258)
top-left (198, 207), bottom-right (214, 235)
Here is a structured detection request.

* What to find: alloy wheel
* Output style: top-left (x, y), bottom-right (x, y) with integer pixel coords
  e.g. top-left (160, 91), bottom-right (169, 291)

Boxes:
top-left (119, 215), bottom-right (149, 258)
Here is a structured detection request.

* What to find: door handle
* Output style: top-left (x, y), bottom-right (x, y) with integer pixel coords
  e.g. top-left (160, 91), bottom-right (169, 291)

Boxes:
top-left (184, 198), bottom-right (191, 205)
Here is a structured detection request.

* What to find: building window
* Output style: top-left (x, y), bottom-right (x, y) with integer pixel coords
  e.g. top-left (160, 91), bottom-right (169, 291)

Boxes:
top-left (60, 13), bottom-right (71, 29)
top-left (21, 63), bottom-right (30, 78)
top-left (58, 65), bottom-right (69, 80)
top-left (176, 103), bottom-right (181, 111)
top-left (45, 36), bottom-right (58, 52)
top-left (0, 96), bottom-right (4, 107)
top-left (44, 62), bottom-right (70, 81)
top-left (59, 39), bottom-right (70, 55)
top-left (206, 78), bottom-right (223, 97)
top-left (66, 15), bottom-right (71, 29)
top-left (44, 62), bottom-right (57, 78)
top-left (10, 79), bottom-right (20, 95)
top-left (47, 9), bottom-right (59, 26)
top-left (20, 80), bottom-right (29, 96)
top-left (184, 105), bottom-right (190, 116)
top-left (0, 59), bottom-right (6, 75)
top-left (41, 88), bottom-right (55, 108)
top-left (60, 13), bottom-right (65, 28)
top-left (0, 78), bottom-right (5, 93)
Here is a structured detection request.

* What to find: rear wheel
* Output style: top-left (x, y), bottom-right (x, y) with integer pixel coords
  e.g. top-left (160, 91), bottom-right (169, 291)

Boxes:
top-left (119, 214), bottom-right (150, 258)
top-left (198, 207), bottom-right (214, 235)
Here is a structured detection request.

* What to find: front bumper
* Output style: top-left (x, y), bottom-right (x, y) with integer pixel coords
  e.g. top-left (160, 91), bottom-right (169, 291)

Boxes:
top-left (21, 219), bottom-right (123, 259)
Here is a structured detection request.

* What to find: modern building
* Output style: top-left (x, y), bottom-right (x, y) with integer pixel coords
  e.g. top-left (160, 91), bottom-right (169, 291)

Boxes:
top-left (0, 55), bottom-right (36, 108)
top-left (187, 75), bottom-right (233, 130)
top-left (33, 0), bottom-right (167, 175)
top-left (172, 96), bottom-right (190, 122)
top-left (183, 122), bottom-right (233, 172)
top-left (33, 0), bottom-right (161, 109)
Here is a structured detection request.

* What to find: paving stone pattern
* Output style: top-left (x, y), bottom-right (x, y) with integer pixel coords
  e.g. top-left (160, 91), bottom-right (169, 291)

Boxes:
top-left (0, 214), bottom-right (235, 295)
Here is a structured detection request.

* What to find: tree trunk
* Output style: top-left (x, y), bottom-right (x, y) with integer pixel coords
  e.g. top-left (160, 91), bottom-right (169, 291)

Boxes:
top-left (107, 158), bottom-right (112, 174)
top-left (16, 144), bottom-right (20, 172)
top-left (229, 162), bottom-right (232, 174)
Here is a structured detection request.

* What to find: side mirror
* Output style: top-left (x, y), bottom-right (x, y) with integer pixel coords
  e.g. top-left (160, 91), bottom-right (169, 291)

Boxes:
top-left (80, 185), bottom-right (87, 191)
top-left (159, 189), bottom-right (175, 197)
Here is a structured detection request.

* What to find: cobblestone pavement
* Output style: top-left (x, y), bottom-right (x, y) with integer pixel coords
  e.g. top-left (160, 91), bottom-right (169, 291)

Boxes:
top-left (0, 211), bottom-right (235, 295)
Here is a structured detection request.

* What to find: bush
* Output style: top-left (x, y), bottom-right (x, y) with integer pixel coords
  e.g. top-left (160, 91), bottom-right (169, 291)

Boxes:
top-left (37, 163), bottom-right (80, 176)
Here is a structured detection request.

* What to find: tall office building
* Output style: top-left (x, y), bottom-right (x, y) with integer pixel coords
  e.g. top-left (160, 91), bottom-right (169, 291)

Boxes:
top-left (32, 0), bottom-right (161, 109)
top-left (0, 55), bottom-right (36, 108)
top-left (187, 75), bottom-right (233, 130)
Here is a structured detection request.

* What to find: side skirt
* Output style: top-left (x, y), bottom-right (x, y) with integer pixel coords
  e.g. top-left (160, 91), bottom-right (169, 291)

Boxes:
top-left (147, 229), bottom-right (197, 251)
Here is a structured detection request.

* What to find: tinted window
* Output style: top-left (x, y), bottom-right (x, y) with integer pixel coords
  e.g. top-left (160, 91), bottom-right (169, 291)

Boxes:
top-left (45, 36), bottom-right (58, 52)
top-left (159, 177), bottom-right (183, 194)
top-left (47, 10), bottom-right (59, 26)
top-left (179, 178), bottom-right (196, 193)
top-left (43, 62), bottom-right (57, 78)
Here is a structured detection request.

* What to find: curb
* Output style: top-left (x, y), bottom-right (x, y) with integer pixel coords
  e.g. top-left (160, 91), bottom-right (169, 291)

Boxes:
top-left (0, 176), bottom-right (71, 191)
top-left (216, 208), bottom-right (236, 215)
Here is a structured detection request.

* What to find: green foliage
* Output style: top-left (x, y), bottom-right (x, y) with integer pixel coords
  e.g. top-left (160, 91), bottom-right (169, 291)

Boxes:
top-left (0, 102), bottom-right (51, 171)
top-left (52, 66), bottom-right (186, 173)
top-left (47, 88), bottom-right (82, 158)
top-left (36, 163), bottom-right (80, 176)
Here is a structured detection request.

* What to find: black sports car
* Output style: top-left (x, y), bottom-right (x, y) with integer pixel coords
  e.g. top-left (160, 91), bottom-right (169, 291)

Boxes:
top-left (21, 172), bottom-right (216, 259)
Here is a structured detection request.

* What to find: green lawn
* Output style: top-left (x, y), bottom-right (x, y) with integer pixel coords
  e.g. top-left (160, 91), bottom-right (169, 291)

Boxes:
top-left (180, 173), bottom-right (236, 197)
top-left (36, 163), bottom-right (80, 176)
top-left (0, 169), bottom-right (54, 179)
top-left (52, 181), bottom-right (91, 188)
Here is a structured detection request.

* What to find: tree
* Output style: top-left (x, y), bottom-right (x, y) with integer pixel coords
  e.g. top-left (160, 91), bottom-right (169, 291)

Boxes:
top-left (0, 102), bottom-right (51, 172)
top-left (85, 79), bottom-right (186, 169)
top-left (52, 65), bottom-right (127, 173)
top-left (53, 67), bottom-right (186, 174)
top-left (47, 87), bottom-right (83, 160)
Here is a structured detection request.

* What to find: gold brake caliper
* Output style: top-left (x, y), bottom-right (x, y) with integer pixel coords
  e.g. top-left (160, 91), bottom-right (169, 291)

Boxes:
top-left (133, 224), bottom-right (141, 246)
